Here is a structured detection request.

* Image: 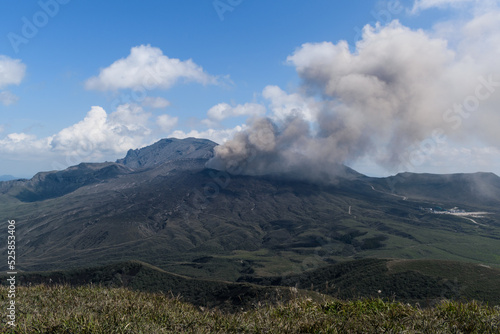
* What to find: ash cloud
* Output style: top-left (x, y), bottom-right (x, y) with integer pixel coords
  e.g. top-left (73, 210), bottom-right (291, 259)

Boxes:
top-left (209, 15), bottom-right (500, 179)
top-left (206, 114), bottom-right (366, 182)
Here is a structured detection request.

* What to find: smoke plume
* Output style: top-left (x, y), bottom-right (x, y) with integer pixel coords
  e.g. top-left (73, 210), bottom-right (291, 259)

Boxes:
top-left (208, 16), bottom-right (500, 179)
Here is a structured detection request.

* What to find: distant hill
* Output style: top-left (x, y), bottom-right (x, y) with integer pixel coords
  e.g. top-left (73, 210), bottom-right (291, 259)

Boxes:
top-left (0, 137), bottom-right (217, 203)
top-left (2, 162), bottom-right (132, 202)
top-left (4, 258), bottom-right (500, 308)
top-left (239, 258), bottom-right (500, 306)
top-left (1, 260), bottom-right (324, 310)
top-left (371, 172), bottom-right (500, 208)
top-left (0, 175), bottom-right (17, 181)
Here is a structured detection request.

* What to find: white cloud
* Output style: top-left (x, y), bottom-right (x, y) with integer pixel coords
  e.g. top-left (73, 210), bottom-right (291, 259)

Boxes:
top-left (157, 114), bottom-right (178, 132)
top-left (85, 45), bottom-right (217, 91)
top-left (411, 0), bottom-right (476, 13)
top-left (0, 102), bottom-right (244, 173)
top-left (0, 105), bottom-right (154, 163)
top-left (207, 102), bottom-right (266, 121)
top-left (0, 55), bottom-right (26, 105)
top-left (458, 9), bottom-right (500, 59)
top-left (0, 55), bottom-right (26, 89)
top-left (50, 104), bottom-right (151, 157)
top-left (142, 96), bottom-right (171, 109)
top-left (170, 125), bottom-right (246, 145)
top-left (0, 133), bottom-right (51, 155)
top-left (0, 91), bottom-right (19, 106)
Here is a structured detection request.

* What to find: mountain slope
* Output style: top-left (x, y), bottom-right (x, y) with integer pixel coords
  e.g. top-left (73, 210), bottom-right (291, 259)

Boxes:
top-left (0, 137), bottom-right (216, 203)
top-left (116, 137), bottom-right (216, 169)
top-left (4, 162), bottom-right (132, 202)
top-left (0, 137), bottom-right (499, 279)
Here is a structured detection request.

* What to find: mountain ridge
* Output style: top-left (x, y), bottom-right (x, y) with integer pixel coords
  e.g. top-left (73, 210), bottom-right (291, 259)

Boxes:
top-left (371, 170), bottom-right (500, 207)
top-left (0, 137), bottom-right (217, 202)
top-left (1, 137), bottom-right (498, 204)
top-left (116, 137), bottom-right (216, 169)
top-left (0, 137), bottom-right (499, 279)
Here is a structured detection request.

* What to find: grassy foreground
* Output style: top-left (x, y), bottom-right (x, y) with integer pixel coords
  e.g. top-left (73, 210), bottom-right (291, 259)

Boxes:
top-left (1, 285), bottom-right (499, 333)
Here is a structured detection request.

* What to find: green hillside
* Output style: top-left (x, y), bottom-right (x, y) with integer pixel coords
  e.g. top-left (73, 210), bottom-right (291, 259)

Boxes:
top-left (4, 258), bottom-right (500, 309)
top-left (239, 258), bottom-right (500, 307)
top-left (1, 260), bottom-right (324, 310)
top-left (1, 284), bottom-right (499, 333)
top-left (1, 168), bottom-right (499, 280)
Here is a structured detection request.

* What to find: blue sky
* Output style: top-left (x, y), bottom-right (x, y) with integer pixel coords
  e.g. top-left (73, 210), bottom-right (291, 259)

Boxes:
top-left (1, 0), bottom-right (499, 178)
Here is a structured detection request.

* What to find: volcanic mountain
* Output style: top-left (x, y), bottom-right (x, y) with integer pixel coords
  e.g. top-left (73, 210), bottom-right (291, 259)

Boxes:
top-left (0, 137), bottom-right (499, 282)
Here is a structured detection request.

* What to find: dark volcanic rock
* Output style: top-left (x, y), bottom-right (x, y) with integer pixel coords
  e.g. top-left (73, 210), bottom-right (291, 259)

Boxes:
top-left (15, 162), bottom-right (132, 202)
top-left (116, 137), bottom-right (217, 170)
